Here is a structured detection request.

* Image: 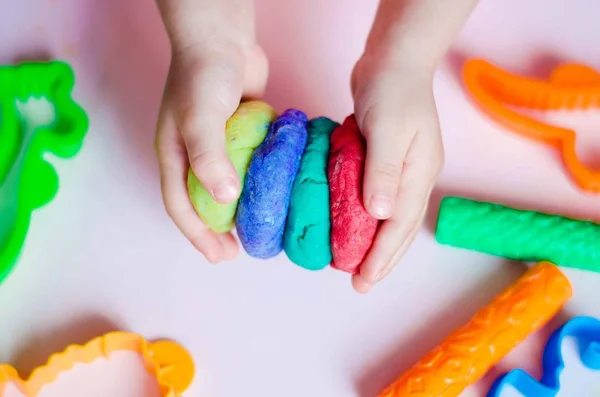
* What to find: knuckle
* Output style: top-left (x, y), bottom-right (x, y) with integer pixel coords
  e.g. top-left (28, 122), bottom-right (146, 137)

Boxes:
top-left (358, 104), bottom-right (380, 136)
top-left (173, 40), bottom-right (242, 66)
top-left (195, 44), bottom-right (243, 79)
top-left (199, 63), bottom-right (239, 95)
top-left (202, 57), bottom-right (240, 81)
top-left (373, 161), bottom-right (402, 186)
top-left (163, 202), bottom-right (209, 251)
top-left (188, 228), bottom-right (209, 247)
top-left (360, 102), bottom-right (411, 138)
top-left (163, 195), bottom-right (183, 223)
top-left (188, 150), bottom-right (228, 182)
top-left (172, 46), bottom-right (243, 114)
top-left (156, 148), bottom-right (181, 177)
top-left (189, 148), bottom-right (220, 171)
top-left (164, 202), bottom-right (180, 222)
top-left (179, 109), bottom-right (205, 136)
top-left (202, 66), bottom-right (242, 110)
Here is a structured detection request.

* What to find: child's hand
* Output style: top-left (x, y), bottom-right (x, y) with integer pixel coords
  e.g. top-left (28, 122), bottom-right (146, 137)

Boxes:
top-left (350, 54), bottom-right (443, 293)
top-left (350, 0), bottom-right (479, 293)
top-left (155, 0), bottom-right (267, 263)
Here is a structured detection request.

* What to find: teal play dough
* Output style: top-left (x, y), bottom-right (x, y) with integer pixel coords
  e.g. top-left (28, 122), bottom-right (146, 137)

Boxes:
top-left (284, 117), bottom-right (339, 270)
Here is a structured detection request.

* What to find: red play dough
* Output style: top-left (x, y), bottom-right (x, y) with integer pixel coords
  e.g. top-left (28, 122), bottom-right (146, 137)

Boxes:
top-left (328, 115), bottom-right (379, 273)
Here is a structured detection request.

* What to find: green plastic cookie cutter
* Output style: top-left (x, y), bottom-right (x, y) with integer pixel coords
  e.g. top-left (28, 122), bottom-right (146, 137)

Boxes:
top-left (436, 196), bottom-right (600, 272)
top-left (0, 61), bottom-right (88, 283)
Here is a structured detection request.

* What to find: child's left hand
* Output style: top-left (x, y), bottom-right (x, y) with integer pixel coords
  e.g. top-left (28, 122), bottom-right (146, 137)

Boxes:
top-left (350, 53), bottom-right (444, 293)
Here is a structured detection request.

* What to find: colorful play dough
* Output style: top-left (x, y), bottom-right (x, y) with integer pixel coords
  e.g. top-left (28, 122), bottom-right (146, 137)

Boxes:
top-left (236, 109), bottom-right (309, 258)
top-left (187, 101), bottom-right (277, 233)
top-left (328, 115), bottom-right (379, 273)
top-left (283, 117), bottom-right (339, 270)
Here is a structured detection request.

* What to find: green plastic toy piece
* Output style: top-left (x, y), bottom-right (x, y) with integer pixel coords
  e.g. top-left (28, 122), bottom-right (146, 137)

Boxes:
top-left (0, 61), bottom-right (88, 283)
top-left (436, 196), bottom-right (600, 272)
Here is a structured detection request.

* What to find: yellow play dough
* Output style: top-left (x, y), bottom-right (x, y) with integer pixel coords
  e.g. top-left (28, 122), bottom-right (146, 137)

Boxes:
top-left (187, 101), bottom-right (277, 233)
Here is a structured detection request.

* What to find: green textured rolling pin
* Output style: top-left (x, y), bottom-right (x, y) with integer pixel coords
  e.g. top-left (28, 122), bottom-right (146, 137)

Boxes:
top-left (435, 197), bottom-right (600, 272)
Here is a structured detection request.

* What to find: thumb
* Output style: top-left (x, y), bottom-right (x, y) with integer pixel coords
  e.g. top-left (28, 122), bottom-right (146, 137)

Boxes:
top-left (357, 107), bottom-right (412, 220)
top-left (173, 46), bottom-right (245, 204)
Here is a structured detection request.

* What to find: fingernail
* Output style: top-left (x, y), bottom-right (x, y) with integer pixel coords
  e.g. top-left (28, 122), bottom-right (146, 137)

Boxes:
top-left (370, 194), bottom-right (392, 218)
top-left (213, 178), bottom-right (238, 203)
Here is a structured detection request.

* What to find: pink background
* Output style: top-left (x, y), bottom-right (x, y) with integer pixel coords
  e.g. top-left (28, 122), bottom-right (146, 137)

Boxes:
top-left (1, 0), bottom-right (599, 396)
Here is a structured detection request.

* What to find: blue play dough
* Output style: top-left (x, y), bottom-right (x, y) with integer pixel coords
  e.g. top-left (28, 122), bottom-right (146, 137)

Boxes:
top-left (236, 109), bottom-right (309, 258)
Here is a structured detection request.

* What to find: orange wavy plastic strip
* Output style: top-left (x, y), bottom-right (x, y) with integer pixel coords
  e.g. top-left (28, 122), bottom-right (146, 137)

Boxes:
top-left (463, 58), bottom-right (600, 192)
top-left (0, 332), bottom-right (194, 397)
top-left (379, 262), bottom-right (572, 397)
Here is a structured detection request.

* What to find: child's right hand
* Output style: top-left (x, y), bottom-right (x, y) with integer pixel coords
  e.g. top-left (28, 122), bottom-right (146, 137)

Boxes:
top-left (155, 0), bottom-right (267, 263)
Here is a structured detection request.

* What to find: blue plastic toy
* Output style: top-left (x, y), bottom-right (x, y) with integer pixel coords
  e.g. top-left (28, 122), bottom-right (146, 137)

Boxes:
top-left (488, 316), bottom-right (600, 397)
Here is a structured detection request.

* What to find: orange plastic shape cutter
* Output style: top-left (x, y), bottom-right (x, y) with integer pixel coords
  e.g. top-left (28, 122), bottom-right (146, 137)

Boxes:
top-left (463, 58), bottom-right (600, 192)
top-left (0, 332), bottom-right (194, 397)
top-left (379, 262), bottom-right (572, 397)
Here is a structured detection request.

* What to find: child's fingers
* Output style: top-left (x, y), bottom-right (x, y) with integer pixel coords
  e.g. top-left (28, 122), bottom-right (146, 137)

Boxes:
top-left (354, 130), bottom-right (443, 291)
top-left (353, 167), bottom-right (431, 291)
top-left (241, 44), bottom-right (269, 99)
top-left (354, 183), bottom-right (431, 292)
top-left (357, 105), bottom-right (413, 220)
top-left (172, 46), bottom-right (245, 204)
top-left (218, 232), bottom-right (240, 261)
top-left (155, 111), bottom-right (226, 263)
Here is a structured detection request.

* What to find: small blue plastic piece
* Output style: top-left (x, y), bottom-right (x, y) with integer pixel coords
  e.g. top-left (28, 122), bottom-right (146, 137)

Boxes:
top-left (487, 316), bottom-right (600, 397)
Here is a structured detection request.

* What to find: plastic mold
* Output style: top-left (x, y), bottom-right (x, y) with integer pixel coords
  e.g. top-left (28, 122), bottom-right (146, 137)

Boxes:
top-left (436, 197), bottom-right (600, 273)
top-left (463, 58), bottom-right (600, 192)
top-left (0, 61), bottom-right (88, 283)
top-left (378, 262), bottom-right (572, 397)
top-left (0, 332), bottom-right (194, 397)
top-left (488, 316), bottom-right (600, 397)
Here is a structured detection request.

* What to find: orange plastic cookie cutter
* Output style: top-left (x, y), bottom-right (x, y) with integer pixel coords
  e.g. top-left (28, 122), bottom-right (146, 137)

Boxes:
top-left (379, 262), bottom-right (572, 397)
top-left (463, 58), bottom-right (600, 192)
top-left (0, 332), bottom-right (194, 396)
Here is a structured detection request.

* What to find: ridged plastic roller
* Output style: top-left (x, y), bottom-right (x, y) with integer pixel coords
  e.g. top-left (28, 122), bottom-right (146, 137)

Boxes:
top-left (436, 196), bottom-right (600, 272)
